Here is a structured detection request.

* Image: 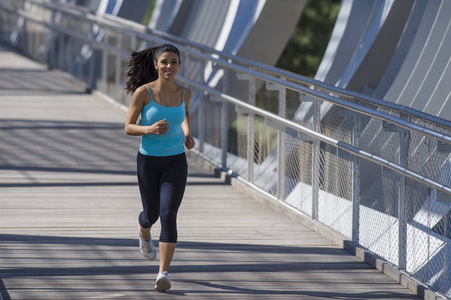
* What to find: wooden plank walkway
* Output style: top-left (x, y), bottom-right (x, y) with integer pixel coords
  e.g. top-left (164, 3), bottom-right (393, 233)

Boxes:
top-left (0, 44), bottom-right (422, 299)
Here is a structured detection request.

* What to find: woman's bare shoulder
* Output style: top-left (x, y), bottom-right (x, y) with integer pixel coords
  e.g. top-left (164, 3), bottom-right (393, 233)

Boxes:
top-left (131, 85), bottom-right (151, 105)
top-left (134, 85), bottom-right (150, 95)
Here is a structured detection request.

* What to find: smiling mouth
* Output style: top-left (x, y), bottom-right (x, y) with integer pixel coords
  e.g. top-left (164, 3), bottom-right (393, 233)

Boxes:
top-left (164, 70), bottom-right (173, 75)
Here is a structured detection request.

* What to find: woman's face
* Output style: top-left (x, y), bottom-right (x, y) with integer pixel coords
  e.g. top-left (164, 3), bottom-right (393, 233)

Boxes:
top-left (154, 51), bottom-right (180, 79)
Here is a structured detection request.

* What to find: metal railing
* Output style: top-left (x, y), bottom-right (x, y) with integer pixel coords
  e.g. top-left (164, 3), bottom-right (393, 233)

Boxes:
top-left (1, 0), bottom-right (450, 298)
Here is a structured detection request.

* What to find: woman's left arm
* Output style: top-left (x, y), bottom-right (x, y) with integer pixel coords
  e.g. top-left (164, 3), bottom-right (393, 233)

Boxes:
top-left (182, 88), bottom-right (195, 150)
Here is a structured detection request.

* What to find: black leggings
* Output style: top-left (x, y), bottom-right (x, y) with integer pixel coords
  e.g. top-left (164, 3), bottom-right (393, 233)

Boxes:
top-left (137, 152), bottom-right (187, 243)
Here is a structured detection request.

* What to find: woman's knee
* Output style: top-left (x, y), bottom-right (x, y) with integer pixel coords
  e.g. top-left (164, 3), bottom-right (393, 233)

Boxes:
top-left (159, 211), bottom-right (178, 242)
top-left (139, 211), bottom-right (159, 228)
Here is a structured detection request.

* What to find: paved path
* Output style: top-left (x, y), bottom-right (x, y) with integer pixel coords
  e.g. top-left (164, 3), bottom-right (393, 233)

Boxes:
top-left (0, 45), bottom-right (421, 299)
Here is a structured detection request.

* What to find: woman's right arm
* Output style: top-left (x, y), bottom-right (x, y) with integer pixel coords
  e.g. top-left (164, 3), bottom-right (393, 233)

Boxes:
top-left (125, 86), bottom-right (169, 136)
top-left (125, 87), bottom-right (148, 136)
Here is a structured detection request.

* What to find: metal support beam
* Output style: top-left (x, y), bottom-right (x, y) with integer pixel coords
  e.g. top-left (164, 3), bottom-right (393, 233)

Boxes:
top-left (266, 79), bottom-right (286, 200)
top-left (383, 113), bottom-right (409, 269)
top-left (338, 104), bottom-right (360, 243)
top-left (221, 69), bottom-right (229, 169)
top-left (237, 72), bottom-right (256, 183)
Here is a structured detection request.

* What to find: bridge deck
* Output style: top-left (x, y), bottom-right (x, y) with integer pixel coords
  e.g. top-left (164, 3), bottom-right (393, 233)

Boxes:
top-left (0, 45), bottom-right (420, 299)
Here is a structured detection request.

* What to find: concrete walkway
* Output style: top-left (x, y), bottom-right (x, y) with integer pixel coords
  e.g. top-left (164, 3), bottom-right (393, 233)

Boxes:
top-left (0, 45), bottom-right (421, 299)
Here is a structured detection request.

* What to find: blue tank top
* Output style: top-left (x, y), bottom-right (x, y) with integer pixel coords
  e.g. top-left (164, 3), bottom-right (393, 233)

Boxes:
top-left (139, 85), bottom-right (186, 157)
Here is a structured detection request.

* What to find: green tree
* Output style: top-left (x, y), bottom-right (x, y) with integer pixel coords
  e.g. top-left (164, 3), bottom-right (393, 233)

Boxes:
top-left (276, 0), bottom-right (341, 78)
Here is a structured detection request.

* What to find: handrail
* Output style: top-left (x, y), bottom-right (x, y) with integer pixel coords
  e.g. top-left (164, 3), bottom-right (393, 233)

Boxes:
top-left (101, 12), bottom-right (451, 129)
top-left (12, 7), bottom-right (130, 56)
top-left (176, 74), bottom-right (451, 198)
top-left (110, 25), bottom-right (451, 147)
top-left (9, 0), bottom-right (450, 147)
top-left (20, 0), bottom-right (451, 128)
top-left (170, 43), bottom-right (451, 146)
top-left (3, 0), bottom-right (451, 151)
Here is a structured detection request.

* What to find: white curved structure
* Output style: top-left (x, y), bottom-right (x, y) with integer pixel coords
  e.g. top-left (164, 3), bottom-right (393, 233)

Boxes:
top-left (148, 0), bottom-right (305, 66)
top-left (317, 0), bottom-right (451, 121)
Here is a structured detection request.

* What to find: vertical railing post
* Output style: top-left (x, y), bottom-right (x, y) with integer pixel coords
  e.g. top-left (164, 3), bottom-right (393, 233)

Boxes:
top-left (197, 60), bottom-right (205, 153)
top-left (115, 30), bottom-right (123, 101)
top-left (101, 46), bottom-right (108, 94)
top-left (337, 103), bottom-right (360, 242)
top-left (13, 1), bottom-right (30, 52)
top-left (298, 92), bottom-right (317, 217)
top-left (88, 48), bottom-right (95, 91)
top-left (278, 83), bottom-right (286, 200)
top-left (382, 113), bottom-right (409, 269)
top-left (56, 8), bottom-right (65, 71)
top-left (311, 92), bottom-right (320, 220)
top-left (352, 109), bottom-right (360, 244)
top-left (49, 8), bottom-right (57, 70)
top-left (58, 27), bottom-right (64, 70)
top-left (85, 23), bottom-right (95, 91)
top-left (398, 114), bottom-right (409, 270)
top-left (198, 91), bottom-right (205, 153)
top-left (87, 22), bottom-right (95, 91)
top-left (221, 68), bottom-right (229, 168)
top-left (247, 77), bottom-right (256, 183)
top-left (236, 73), bottom-right (256, 182)
top-left (265, 79), bottom-right (286, 200)
top-left (66, 18), bottom-right (73, 74)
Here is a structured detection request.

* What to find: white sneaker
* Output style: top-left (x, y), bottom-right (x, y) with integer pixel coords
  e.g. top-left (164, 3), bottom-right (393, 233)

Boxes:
top-left (155, 271), bottom-right (171, 292)
top-left (138, 226), bottom-right (157, 261)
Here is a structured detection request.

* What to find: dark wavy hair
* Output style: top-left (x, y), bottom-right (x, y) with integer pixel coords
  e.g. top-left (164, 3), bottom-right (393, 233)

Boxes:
top-left (124, 44), bottom-right (181, 94)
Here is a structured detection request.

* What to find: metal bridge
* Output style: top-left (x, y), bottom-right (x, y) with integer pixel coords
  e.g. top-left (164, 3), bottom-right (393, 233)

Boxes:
top-left (1, 1), bottom-right (451, 299)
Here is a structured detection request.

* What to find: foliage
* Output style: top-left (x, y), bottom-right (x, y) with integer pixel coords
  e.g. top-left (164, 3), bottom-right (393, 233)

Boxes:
top-left (276, 0), bottom-right (341, 78)
top-left (142, 0), bottom-right (156, 25)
